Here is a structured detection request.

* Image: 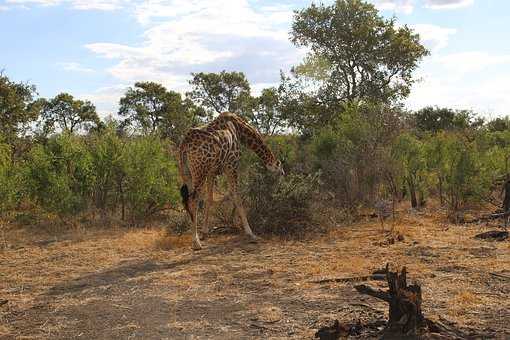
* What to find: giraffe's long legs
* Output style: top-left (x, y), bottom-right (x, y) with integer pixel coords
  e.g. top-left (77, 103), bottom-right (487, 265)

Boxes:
top-left (202, 177), bottom-right (214, 237)
top-left (190, 201), bottom-right (202, 250)
top-left (190, 175), bottom-right (206, 250)
top-left (226, 172), bottom-right (258, 241)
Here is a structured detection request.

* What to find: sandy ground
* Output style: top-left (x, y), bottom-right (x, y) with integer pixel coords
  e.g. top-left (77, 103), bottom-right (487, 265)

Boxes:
top-left (1, 208), bottom-right (509, 339)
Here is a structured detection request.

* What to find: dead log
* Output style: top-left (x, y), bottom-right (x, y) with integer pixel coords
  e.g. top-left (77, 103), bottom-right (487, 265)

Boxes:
top-left (474, 230), bottom-right (508, 241)
top-left (490, 272), bottom-right (510, 280)
top-left (355, 265), bottom-right (424, 337)
top-left (355, 264), bottom-right (466, 339)
top-left (314, 320), bottom-right (362, 340)
top-left (311, 273), bottom-right (386, 284)
top-left (0, 299), bottom-right (7, 307)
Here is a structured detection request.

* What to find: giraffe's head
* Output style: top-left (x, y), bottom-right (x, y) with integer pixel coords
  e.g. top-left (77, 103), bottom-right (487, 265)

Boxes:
top-left (266, 157), bottom-right (285, 176)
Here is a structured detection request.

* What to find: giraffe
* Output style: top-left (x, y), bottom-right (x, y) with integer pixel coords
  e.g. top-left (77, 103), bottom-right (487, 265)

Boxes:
top-left (178, 112), bottom-right (284, 250)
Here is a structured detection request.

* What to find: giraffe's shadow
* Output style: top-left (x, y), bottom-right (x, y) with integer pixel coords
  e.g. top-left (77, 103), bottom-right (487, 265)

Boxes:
top-left (46, 236), bottom-right (260, 296)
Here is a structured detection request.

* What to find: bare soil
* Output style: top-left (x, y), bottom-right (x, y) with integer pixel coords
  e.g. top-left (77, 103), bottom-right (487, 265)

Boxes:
top-left (1, 207), bottom-right (509, 339)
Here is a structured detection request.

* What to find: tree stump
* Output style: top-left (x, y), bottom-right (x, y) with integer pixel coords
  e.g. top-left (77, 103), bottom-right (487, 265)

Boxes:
top-left (355, 265), bottom-right (424, 337)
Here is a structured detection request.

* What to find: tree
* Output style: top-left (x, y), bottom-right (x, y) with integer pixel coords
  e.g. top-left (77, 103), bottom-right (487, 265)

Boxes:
top-left (486, 117), bottom-right (510, 132)
top-left (187, 71), bottom-right (251, 117)
top-left (392, 133), bottom-right (426, 208)
top-left (412, 106), bottom-right (483, 133)
top-left (0, 73), bottom-right (39, 144)
top-left (119, 82), bottom-right (202, 143)
top-left (38, 93), bottom-right (100, 134)
top-left (291, 0), bottom-right (429, 105)
top-left (245, 87), bottom-right (287, 135)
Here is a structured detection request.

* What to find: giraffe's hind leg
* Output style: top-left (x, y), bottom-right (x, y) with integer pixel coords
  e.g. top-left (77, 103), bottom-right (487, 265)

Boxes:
top-left (189, 174), bottom-right (207, 250)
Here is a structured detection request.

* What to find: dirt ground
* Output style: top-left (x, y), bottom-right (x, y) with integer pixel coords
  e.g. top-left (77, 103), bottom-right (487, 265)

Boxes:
top-left (1, 207), bottom-right (509, 339)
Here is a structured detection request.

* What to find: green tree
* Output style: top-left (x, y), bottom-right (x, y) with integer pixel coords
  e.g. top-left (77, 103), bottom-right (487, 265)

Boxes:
top-left (119, 81), bottom-right (201, 143)
top-left (291, 0), bottom-right (429, 105)
top-left (486, 116), bottom-right (510, 132)
top-left (187, 71), bottom-right (251, 117)
top-left (413, 106), bottom-right (483, 133)
top-left (0, 73), bottom-right (39, 144)
top-left (38, 93), bottom-right (100, 134)
top-left (245, 87), bottom-right (287, 135)
top-left (0, 143), bottom-right (18, 212)
top-left (392, 133), bottom-right (426, 208)
top-left (121, 136), bottom-right (180, 222)
top-left (23, 133), bottom-right (94, 216)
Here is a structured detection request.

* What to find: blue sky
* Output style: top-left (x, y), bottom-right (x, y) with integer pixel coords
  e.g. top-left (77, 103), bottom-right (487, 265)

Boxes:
top-left (1, 0), bottom-right (509, 118)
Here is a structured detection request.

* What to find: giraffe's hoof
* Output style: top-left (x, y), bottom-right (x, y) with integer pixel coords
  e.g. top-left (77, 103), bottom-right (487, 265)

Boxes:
top-left (247, 234), bottom-right (260, 243)
top-left (192, 240), bottom-right (203, 251)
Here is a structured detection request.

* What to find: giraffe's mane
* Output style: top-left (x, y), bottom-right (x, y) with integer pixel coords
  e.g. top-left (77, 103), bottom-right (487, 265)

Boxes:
top-left (213, 112), bottom-right (276, 164)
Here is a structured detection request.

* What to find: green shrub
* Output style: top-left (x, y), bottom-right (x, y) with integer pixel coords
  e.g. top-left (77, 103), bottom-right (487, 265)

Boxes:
top-left (89, 123), bottom-right (125, 213)
top-left (241, 163), bottom-right (319, 236)
top-left (23, 133), bottom-right (93, 216)
top-left (121, 136), bottom-right (180, 222)
top-left (0, 143), bottom-right (17, 213)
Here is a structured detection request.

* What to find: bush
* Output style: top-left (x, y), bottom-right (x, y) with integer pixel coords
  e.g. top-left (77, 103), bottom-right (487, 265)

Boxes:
top-left (88, 123), bottom-right (125, 213)
top-left (424, 132), bottom-right (490, 220)
top-left (240, 163), bottom-right (319, 236)
top-left (309, 103), bottom-right (402, 210)
top-left (0, 143), bottom-right (17, 213)
top-left (121, 136), bottom-right (180, 222)
top-left (22, 133), bottom-right (93, 216)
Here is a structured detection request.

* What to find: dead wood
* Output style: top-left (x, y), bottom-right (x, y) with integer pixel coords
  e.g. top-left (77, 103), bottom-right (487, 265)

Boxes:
top-left (474, 230), bottom-right (508, 241)
top-left (354, 264), bottom-right (466, 339)
top-left (312, 273), bottom-right (386, 284)
top-left (490, 272), bottom-right (510, 280)
top-left (314, 320), bottom-right (362, 340)
top-left (0, 299), bottom-right (7, 307)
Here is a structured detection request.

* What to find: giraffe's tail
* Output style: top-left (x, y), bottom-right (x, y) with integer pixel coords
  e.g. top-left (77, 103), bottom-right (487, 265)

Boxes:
top-left (178, 144), bottom-right (193, 218)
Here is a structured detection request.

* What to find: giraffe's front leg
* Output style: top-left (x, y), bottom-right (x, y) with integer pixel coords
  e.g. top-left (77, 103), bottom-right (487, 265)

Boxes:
top-left (226, 172), bottom-right (259, 242)
top-left (190, 201), bottom-right (203, 250)
top-left (202, 178), bottom-right (214, 238)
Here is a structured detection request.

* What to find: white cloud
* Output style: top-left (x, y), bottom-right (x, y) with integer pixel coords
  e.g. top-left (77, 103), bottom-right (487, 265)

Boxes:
top-left (4, 0), bottom-right (127, 11)
top-left (86, 0), bottom-right (299, 92)
top-left (408, 72), bottom-right (510, 116)
top-left (372, 0), bottom-right (414, 14)
top-left (372, 0), bottom-right (475, 13)
top-left (423, 0), bottom-right (474, 10)
top-left (58, 61), bottom-right (95, 73)
top-left (437, 51), bottom-right (510, 74)
top-left (407, 51), bottom-right (510, 116)
top-left (80, 84), bottom-right (128, 117)
top-left (411, 24), bottom-right (457, 52)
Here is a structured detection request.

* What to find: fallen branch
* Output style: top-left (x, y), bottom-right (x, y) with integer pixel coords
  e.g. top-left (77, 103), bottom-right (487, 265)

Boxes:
top-left (474, 230), bottom-right (508, 241)
top-left (354, 284), bottom-right (391, 302)
top-left (490, 272), bottom-right (510, 280)
top-left (0, 299), bottom-right (8, 307)
top-left (312, 274), bottom-right (386, 284)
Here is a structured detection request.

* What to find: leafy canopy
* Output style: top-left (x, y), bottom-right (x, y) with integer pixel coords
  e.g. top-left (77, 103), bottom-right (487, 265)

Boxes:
top-left (37, 93), bottom-right (100, 134)
top-left (119, 81), bottom-right (203, 143)
top-left (291, 0), bottom-right (429, 105)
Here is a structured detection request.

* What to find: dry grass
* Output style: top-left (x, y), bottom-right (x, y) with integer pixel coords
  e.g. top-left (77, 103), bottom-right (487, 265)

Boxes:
top-left (448, 291), bottom-right (484, 318)
top-left (1, 203), bottom-right (509, 339)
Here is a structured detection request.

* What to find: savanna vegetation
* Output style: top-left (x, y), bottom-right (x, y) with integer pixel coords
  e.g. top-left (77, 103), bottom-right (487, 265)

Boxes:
top-left (1, 2), bottom-right (509, 338)
top-left (1, 1), bottom-right (508, 232)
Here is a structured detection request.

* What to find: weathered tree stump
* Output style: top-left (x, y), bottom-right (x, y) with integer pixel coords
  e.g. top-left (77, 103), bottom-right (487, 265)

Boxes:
top-left (355, 265), bottom-right (424, 337)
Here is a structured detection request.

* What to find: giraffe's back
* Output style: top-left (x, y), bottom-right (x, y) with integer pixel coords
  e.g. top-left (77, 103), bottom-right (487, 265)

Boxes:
top-left (180, 126), bottom-right (241, 178)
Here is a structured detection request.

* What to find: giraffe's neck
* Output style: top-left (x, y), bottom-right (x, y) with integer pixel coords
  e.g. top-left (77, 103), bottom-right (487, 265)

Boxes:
top-left (214, 113), bottom-right (276, 166)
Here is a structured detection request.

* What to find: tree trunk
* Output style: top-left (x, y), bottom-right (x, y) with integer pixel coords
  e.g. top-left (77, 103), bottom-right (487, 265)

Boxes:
top-left (355, 265), bottom-right (424, 337)
top-left (407, 178), bottom-right (418, 208)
